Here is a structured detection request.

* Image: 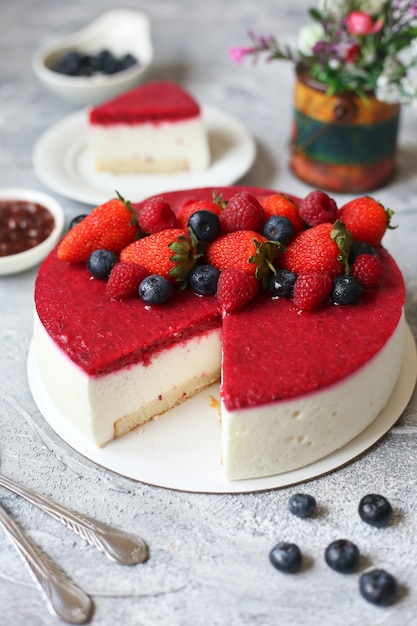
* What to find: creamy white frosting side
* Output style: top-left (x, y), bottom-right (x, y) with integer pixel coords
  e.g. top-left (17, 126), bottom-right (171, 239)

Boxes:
top-left (33, 313), bottom-right (221, 446)
top-left (89, 117), bottom-right (210, 172)
top-left (221, 312), bottom-right (405, 480)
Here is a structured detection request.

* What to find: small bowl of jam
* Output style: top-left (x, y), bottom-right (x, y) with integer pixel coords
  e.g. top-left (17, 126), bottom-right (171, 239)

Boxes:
top-left (0, 188), bottom-right (65, 275)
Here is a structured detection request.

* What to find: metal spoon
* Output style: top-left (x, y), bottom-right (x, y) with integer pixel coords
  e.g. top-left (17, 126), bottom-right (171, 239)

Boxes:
top-left (0, 502), bottom-right (93, 623)
top-left (0, 472), bottom-right (148, 565)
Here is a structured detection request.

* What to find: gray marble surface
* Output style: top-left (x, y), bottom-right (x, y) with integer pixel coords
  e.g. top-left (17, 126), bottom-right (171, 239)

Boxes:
top-left (0, 1), bottom-right (417, 624)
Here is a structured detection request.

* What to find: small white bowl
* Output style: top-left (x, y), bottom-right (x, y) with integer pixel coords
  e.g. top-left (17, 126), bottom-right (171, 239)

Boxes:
top-left (0, 188), bottom-right (65, 275)
top-left (32, 9), bottom-right (153, 105)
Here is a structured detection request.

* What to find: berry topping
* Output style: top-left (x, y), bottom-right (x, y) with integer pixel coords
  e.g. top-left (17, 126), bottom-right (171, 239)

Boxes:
top-left (69, 214), bottom-right (87, 230)
top-left (349, 240), bottom-right (377, 263)
top-left (260, 193), bottom-right (305, 234)
top-left (337, 196), bottom-right (395, 247)
top-left (324, 539), bottom-right (360, 573)
top-left (293, 271), bottom-right (333, 311)
top-left (120, 228), bottom-right (202, 287)
top-left (262, 215), bottom-right (295, 245)
top-left (57, 192), bottom-right (139, 263)
top-left (206, 230), bottom-right (283, 285)
top-left (188, 264), bottom-right (220, 296)
top-left (331, 275), bottom-right (363, 305)
top-left (268, 269), bottom-right (297, 298)
top-left (279, 222), bottom-right (348, 278)
top-left (216, 267), bottom-right (259, 314)
top-left (106, 262), bottom-right (149, 300)
top-left (288, 493), bottom-right (317, 518)
top-left (220, 191), bottom-right (265, 233)
top-left (269, 542), bottom-right (302, 574)
top-left (358, 494), bottom-right (393, 527)
top-left (86, 249), bottom-right (118, 279)
top-left (359, 569), bottom-right (398, 606)
top-left (176, 193), bottom-right (225, 229)
top-left (138, 274), bottom-right (173, 304)
top-left (138, 197), bottom-right (178, 234)
top-left (298, 190), bottom-right (338, 226)
top-left (351, 254), bottom-right (384, 289)
top-left (188, 210), bottom-right (221, 242)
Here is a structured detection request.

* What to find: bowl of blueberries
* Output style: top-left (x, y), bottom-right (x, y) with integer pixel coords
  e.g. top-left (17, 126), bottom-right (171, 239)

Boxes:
top-left (32, 9), bottom-right (153, 105)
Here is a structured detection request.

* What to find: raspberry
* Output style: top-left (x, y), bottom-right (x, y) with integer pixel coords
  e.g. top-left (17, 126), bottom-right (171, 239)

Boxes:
top-left (216, 267), bottom-right (259, 313)
top-left (220, 192), bottom-right (264, 233)
top-left (138, 197), bottom-right (178, 234)
top-left (293, 271), bottom-right (332, 310)
top-left (299, 190), bottom-right (338, 227)
top-left (106, 262), bottom-right (149, 299)
top-left (351, 253), bottom-right (384, 289)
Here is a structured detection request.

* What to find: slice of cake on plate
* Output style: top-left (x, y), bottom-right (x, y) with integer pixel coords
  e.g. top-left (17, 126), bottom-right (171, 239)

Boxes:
top-left (88, 81), bottom-right (210, 173)
top-left (31, 186), bottom-right (408, 481)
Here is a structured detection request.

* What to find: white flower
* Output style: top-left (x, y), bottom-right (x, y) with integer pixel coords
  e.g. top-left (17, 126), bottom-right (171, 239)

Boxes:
top-left (297, 23), bottom-right (325, 56)
top-left (359, 0), bottom-right (387, 15)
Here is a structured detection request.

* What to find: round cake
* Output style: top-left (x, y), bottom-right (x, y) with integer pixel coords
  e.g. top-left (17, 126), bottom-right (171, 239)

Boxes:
top-left (32, 186), bottom-right (406, 481)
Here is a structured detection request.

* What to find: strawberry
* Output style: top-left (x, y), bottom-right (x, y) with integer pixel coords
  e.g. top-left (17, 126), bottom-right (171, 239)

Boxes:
top-left (138, 197), bottom-right (178, 234)
top-left (106, 262), bottom-right (149, 300)
top-left (260, 193), bottom-right (305, 234)
top-left (219, 191), bottom-right (265, 233)
top-left (337, 196), bottom-right (395, 246)
top-left (57, 193), bottom-right (139, 263)
top-left (120, 228), bottom-right (201, 287)
top-left (176, 193), bottom-right (225, 229)
top-left (351, 253), bottom-right (384, 289)
top-left (279, 222), bottom-right (350, 277)
top-left (298, 190), bottom-right (338, 227)
top-left (293, 272), bottom-right (333, 310)
top-left (216, 268), bottom-right (259, 313)
top-left (206, 230), bottom-right (283, 285)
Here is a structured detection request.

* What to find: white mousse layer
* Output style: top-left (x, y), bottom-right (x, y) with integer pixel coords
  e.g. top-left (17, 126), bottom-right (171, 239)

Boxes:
top-left (221, 313), bottom-right (405, 480)
top-left (33, 313), bottom-right (221, 447)
top-left (89, 117), bottom-right (210, 173)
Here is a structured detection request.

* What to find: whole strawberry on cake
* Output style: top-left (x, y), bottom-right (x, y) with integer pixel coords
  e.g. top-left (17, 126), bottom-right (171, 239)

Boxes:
top-left (33, 186), bottom-right (406, 481)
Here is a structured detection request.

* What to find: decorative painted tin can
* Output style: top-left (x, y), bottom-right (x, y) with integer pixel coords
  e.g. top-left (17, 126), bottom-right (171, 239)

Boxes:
top-left (290, 71), bottom-right (401, 193)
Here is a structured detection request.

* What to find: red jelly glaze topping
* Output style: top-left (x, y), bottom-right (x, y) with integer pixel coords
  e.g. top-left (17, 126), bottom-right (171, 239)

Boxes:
top-left (0, 200), bottom-right (55, 256)
top-left (89, 81), bottom-right (202, 125)
top-left (35, 187), bottom-right (405, 411)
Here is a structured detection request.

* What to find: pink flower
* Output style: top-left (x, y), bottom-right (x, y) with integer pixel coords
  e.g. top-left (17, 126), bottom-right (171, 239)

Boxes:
top-left (229, 46), bottom-right (254, 64)
top-left (346, 11), bottom-right (384, 36)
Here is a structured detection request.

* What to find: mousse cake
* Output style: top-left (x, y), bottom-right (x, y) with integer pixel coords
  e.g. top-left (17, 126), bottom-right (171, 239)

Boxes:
top-left (88, 81), bottom-right (210, 173)
top-left (32, 186), bottom-right (406, 481)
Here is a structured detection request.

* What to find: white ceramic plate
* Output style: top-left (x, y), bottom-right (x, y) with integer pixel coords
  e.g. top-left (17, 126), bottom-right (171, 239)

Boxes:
top-left (33, 106), bottom-right (256, 206)
top-left (27, 326), bottom-right (416, 494)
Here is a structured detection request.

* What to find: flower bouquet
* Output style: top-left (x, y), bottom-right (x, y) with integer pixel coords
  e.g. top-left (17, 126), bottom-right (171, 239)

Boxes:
top-left (230, 1), bottom-right (417, 192)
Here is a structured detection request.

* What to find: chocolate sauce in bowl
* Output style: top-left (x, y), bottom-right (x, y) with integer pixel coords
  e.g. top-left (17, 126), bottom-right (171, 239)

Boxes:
top-left (0, 200), bottom-right (55, 256)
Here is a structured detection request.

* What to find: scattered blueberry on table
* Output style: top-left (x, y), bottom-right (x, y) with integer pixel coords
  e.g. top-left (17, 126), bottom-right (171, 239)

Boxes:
top-left (358, 494), bottom-right (394, 527)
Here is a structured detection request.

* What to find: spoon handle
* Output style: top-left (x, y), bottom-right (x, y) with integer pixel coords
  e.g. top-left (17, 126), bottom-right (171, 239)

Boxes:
top-left (0, 474), bottom-right (148, 566)
top-left (0, 503), bottom-right (92, 623)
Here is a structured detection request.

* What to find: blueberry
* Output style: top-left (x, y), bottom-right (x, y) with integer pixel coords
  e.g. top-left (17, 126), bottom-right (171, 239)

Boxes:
top-left (87, 249), bottom-right (118, 279)
top-left (349, 240), bottom-right (377, 263)
top-left (119, 53), bottom-right (139, 71)
top-left (139, 274), bottom-right (173, 304)
top-left (358, 494), bottom-right (393, 527)
top-left (331, 275), bottom-right (363, 305)
top-left (268, 269), bottom-right (296, 298)
top-left (53, 51), bottom-right (83, 75)
top-left (263, 215), bottom-right (294, 245)
top-left (188, 210), bottom-right (221, 242)
top-left (359, 569), bottom-right (398, 606)
top-left (269, 542), bottom-right (302, 573)
top-left (325, 539), bottom-right (360, 573)
top-left (189, 264), bottom-right (220, 295)
top-left (288, 493), bottom-right (317, 518)
top-left (68, 214), bottom-right (87, 230)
